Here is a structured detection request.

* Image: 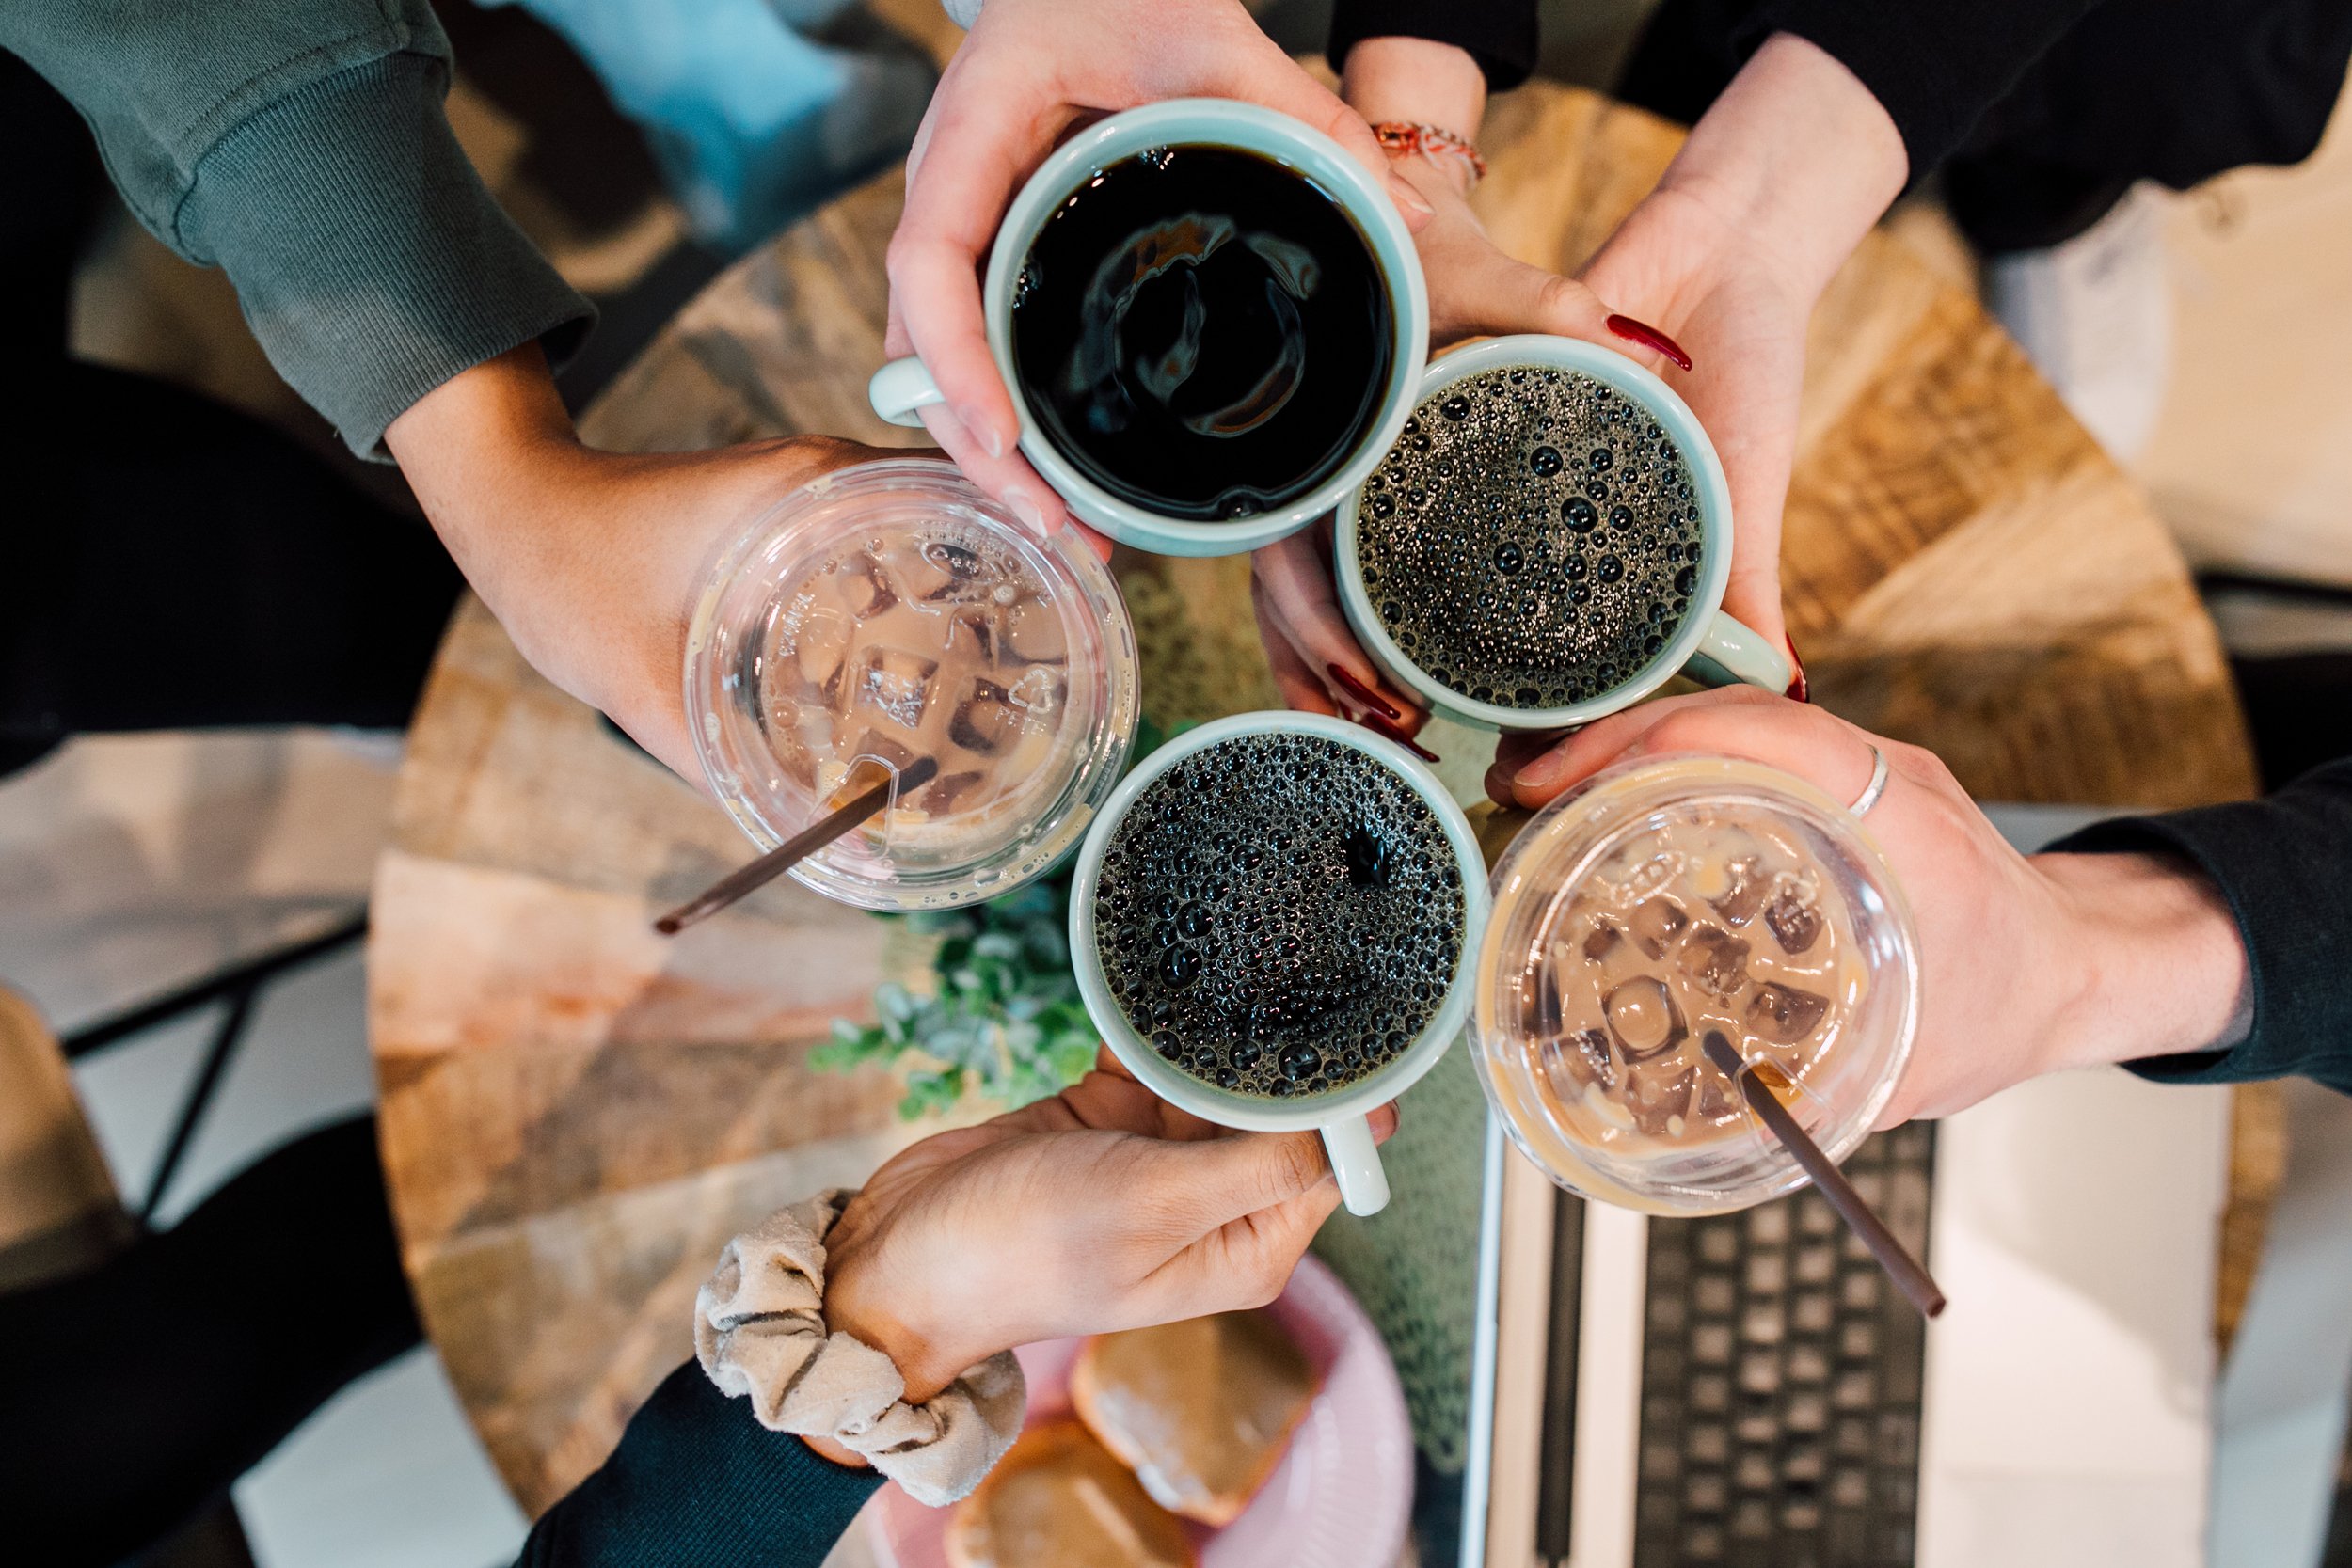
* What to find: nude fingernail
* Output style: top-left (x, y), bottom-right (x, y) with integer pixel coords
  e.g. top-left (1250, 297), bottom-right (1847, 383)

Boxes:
top-left (957, 403), bottom-right (1005, 460)
top-left (1388, 176), bottom-right (1433, 221)
top-left (1004, 486), bottom-right (1052, 537)
top-left (1515, 748), bottom-right (1568, 791)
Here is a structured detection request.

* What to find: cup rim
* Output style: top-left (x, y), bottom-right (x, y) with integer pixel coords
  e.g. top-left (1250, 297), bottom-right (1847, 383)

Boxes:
top-left (1067, 709), bottom-right (1491, 1132)
top-left (1470, 752), bottom-right (1922, 1213)
top-left (1334, 334), bottom-right (1739, 731)
top-left (984, 99), bottom-right (1431, 558)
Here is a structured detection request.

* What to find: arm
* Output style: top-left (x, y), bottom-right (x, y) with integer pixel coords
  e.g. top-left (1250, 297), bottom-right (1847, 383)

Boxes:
top-left (1491, 689), bottom-right (2258, 1124)
top-left (517, 1058), bottom-right (1396, 1565)
top-left (2, 0), bottom-right (589, 460)
top-left (2047, 758), bottom-right (2352, 1093)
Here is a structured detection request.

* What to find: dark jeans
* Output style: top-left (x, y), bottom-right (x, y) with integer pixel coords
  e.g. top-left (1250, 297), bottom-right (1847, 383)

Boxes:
top-left (1618, 0), bottom-right (2352, 250)
top-left (0, 48), bottom-right (463, 779)
top-left (0, 1117), bottom-right (424, 1568)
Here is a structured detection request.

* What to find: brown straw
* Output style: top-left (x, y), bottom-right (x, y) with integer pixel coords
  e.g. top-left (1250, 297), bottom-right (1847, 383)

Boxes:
top-left (653, 756), bottom-right (938, 936)
top-left (1699, 1030), bottom-right (1947, 1319)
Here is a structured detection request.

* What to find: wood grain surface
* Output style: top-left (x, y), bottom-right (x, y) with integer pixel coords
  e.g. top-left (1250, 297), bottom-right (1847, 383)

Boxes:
top-left (373, 81), bottom-right (2257, 1515)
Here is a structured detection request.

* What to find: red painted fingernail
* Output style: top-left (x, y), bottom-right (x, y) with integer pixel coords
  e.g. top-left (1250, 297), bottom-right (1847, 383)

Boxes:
top-left (1360, 711), bottom-right (1440, 764)
top-left (1785, 634), bottom-right (1810, 704)
top-left (1327, 663), bottom-right (1402, 721)
top-left (1606, 314), bottom-right (1692, 372)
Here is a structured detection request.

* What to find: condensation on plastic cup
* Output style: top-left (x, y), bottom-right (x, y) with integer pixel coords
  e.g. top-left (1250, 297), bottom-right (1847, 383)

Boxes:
top-left (1470, 753), bottom-right (1920, 1215)
top-left (684, 457), bottom-right (1138, 911)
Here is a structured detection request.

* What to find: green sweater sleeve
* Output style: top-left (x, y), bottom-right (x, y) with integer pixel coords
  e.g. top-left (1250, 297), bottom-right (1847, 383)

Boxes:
top-left (516, 1362), bottom-right (886, 1567)
top-left (3, 0), bottom-right (592, 459)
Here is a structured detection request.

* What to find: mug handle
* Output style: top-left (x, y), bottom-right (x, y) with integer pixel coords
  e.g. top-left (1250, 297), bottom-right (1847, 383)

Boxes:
top-left (867, 356), bottom-right (945, 429)
top-left (1682, 609), bottom-right (1793, 693)
top-left (1321, 1115), bottom-right (1391, 1217)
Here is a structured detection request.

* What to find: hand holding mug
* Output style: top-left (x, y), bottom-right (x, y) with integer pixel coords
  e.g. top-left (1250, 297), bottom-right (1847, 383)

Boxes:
top-left (819, 1052), bottom-right (1396, 1405)
top-left (1488, 688), bottom-right (2250, 1127)
top-left (881, 0), bottom-right (1430, 546)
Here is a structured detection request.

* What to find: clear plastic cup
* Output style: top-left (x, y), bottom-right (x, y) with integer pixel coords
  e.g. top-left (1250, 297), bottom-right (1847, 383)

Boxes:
top-left (1470, 754), bottom-right (1919, 1214)
top-left (685, 457), bottom-right (1138, 911)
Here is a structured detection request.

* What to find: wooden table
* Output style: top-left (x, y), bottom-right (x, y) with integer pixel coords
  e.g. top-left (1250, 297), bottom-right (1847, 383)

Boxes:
top-left (370, 81), bottom-right (2256, 1518)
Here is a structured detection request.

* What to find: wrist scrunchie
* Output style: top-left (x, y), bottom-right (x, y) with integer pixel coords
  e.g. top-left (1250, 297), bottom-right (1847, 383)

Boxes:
top-left (694, 1190), bottom-right (1026, 1506)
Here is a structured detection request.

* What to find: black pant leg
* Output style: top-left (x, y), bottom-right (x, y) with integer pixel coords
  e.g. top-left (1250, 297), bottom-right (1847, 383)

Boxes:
top-left (0, 1116), bottom-right (424, 1568)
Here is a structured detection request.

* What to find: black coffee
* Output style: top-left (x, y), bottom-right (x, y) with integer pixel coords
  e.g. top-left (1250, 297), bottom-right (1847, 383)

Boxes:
top-left (1011, 145), bottom-right (1394, 522)
top-left (1090, 732), bottom-right (1464, 1100)
top-left (1355, 366), bottom-right (1705, 708)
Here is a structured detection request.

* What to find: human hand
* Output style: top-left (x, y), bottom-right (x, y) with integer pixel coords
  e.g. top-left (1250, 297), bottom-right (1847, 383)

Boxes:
top-left (1250, 520), bottom-right (1430, 749)
top-left (883, 0), bottom-right (1429, 541)
top-left (384, 344), bottom-right (889, 783)
top-left (1486, 689), bottom-right (2249, 1126)
top-left (1340, 33), bottom-right (1908, 672)
top-left (820, 1052), bottom-right (1397, 1402)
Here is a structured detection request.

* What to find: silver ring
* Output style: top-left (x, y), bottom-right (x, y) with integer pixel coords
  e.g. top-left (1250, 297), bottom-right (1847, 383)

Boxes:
top-left (1848, 746), bottom-right (1892, 817)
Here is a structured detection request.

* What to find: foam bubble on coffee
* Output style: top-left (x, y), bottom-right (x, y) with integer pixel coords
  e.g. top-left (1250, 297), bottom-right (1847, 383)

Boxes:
top-left (1092, 733), bottom-right (1463, 1099)
top-left (1357, 366), bottom-right (1704, 708)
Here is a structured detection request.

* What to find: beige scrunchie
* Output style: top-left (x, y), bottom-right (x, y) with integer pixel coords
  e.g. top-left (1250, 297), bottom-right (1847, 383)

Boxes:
top-left (694, 1190), bottom-right (1026, 1506)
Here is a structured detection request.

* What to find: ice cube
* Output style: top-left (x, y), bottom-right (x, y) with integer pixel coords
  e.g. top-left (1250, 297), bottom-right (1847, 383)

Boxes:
top-left (1746, 983), bottom-right (1830, 1043)
top-left (946, 608), bottom-right (995, 662)
top-left (1677, 924), bottom-right (1752, 999)
top-left (1000, 597), bottom-right (1069, 666)
top-left (856, 647), bottom-right (939, 730)
top-left (1538, 1027), bottom-right (1614, 1097)
top-left (1603, 976), bottom-right (1688, 1063)
top-left (918, 768), bottom-right (989, 815)
top-left (947, 676), bottom-right (1025, 755)
top-left (1522, 965), bottom-right (1563, 1036)
top-left (1763, 885), bottom-right (1823, 954)
top-left (838, 552), bottom-right (898, 620)
top-left (1582, 917), bottom-right (1625, 963)
top-left (847, 728), bottom-right (917, 775)
top-left (1693, 1067), bottom-right (1740, 1122)
top-left (1627, 1059), bottom-right (1698, 1137)
top-left (1707, 855), bottom-right (1771, 927)
top-left (1629, 895), bottom-right (1688, 958)
top-left (789, 606), bottom-right (853, 704)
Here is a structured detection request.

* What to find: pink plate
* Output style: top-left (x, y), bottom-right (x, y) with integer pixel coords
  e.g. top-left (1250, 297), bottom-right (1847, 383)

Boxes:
top-left (865, 1254), bottom-right (1413, 1568)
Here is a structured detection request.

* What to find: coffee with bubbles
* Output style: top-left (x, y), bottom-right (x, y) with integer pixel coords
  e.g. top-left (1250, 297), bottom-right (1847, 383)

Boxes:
top-left (1089, 732), bottom-right (1463, 1099)
top-left (1355, 365), bottom-right (1705, 710)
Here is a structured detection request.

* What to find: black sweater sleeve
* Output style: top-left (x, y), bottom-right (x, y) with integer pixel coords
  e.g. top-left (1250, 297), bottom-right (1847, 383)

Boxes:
top-left (2048, 758), bottom-right (2352, 1095)
top-left (1327, 0), bottom-right (1541, 92)
top-left (517, 1363), bottom-right (883, 1568)
top-left (1739, 0), bottom-right (2103, 178)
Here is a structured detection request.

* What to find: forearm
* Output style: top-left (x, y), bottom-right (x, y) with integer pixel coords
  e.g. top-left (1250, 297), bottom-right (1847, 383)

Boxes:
top-left (1657, 32), bottom-right (1908, 304)
top-left (1341, 37), bottom-right (1490, 145)
top-left (2031, 851), bottom-right (2251, 1079)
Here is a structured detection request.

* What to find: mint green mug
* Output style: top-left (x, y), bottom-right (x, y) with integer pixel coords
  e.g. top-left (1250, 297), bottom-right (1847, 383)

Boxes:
top-left (868, 99), bottom-right (1429, 560)
top-left (1066, 711), bottom-right (1489, 1215)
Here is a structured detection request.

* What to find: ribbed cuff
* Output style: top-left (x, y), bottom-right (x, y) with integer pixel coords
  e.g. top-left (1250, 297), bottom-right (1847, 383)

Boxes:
top-left (1745, 1), bottom-right (2100, 182)
top-left (1328, 0), bottom-right (1540, 92)
top-left (517, 1363), bottom-right (884, 1568)
top-left (176, 51), bottom-right (593, 460)
top-left (2046, 764), bottom-right (2352, 1094)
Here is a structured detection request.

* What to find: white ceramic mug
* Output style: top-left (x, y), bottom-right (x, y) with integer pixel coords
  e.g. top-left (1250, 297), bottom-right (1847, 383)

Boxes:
top-left (1067, 711), bottom-right (1490, 1215)
top-left (1335, 334), bottom-right (1791, 731)
top-left (868, 99), bottom-right (1430, 559)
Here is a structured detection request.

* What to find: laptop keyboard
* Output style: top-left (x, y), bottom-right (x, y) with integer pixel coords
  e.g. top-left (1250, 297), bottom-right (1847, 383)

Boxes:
top-left (1530, 1123), bottom-right (1936, 1567)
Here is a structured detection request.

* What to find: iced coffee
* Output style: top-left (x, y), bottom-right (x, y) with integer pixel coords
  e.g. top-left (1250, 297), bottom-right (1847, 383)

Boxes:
top-left (1471, 755), bottom-right (1917, 1213)
top-left (687, 458), bottom-right (1137, 911)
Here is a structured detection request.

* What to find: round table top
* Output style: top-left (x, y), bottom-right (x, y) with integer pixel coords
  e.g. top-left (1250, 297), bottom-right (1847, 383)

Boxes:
top-left (370, 80), bottom-right (2255, 1515)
